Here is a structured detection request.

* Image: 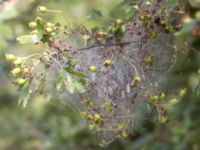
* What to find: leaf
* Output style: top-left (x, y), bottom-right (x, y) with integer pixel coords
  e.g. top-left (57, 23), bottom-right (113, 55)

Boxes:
top-left (120, 0), bottom-right (136, 5)
top-left (18, 81), bottom-right (30, 108)
top-left (175, 21), bottom-right (197, 47)
top-left (66, 73), bottom-right (75, 94)
top-left (116, 25), bottom-right (126, 39)
top-left (164, 0), bottom-right (179, 10)
top-left (65, 67), bottom-right (87, 79)
top-left (64, 72), bottom-right (85, 93)
top-left (74, 81), bottom-right (85, 93)
top-left (193, 82), bottom-right (200, 96)
top-left (87, 9), bottom-right (102, 21)
top-left (125, 6), bottom-right (136, 20)
top-left (0, 23), bottom-right (12, 38)
top-left (56, 69), bottom-right (65, 91)
top-left (17, 35), bottom-right (41, 44)
top-left (0, 7), bottom-right (18, 21)
top-left (73, 71), bottom-right (87, 79)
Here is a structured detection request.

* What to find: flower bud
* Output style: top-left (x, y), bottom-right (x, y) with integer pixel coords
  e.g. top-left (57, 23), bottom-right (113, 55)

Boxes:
top-left (29, 21), bottom-right (37, 29)
top-left (116, 19), bottom-right (124, 26)
top-left (45, 22), bottom-right (54, 28)
top-left (88, 124), bottom-right (95, 130)
top-left (159, 93), bottom-right (166, 99)
top-left (45, 27), bottom-right (54, 33)
top-left (145, 1), bottom-right (152, 6)
top-left (5, 53), bottom-right (16, 62)
top-left (94, 114), bottom-right (101, 121)
top-left (121, 131), bottom-right (128, 138)
top-left (111, 27), bottom-right (118, 33)
top-left (16, 78), bottom-right (26, 86)
top-left (14, 57), bottom-right (24, 66)
top-left (11, 67), bottom-right (21, 76)
top-left (88, 66), bottom-right (97, 72)
top-left (98, 31), bottom-right (107, 38)
top-left (180, 88), bottom-right (187, 97)
top-left (37, 6), bottom-right (47, 13)
top-left (23, 68), bottom-right (30, 75)
top-left (104, 60), bottom-right (112, 67)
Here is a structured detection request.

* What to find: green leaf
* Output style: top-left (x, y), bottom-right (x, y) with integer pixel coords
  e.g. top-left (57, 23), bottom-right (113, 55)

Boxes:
top-left (56, 69), bottom-right (65, 91)
top-left (65, 67), bottom-right (87, 79)
top-left (120, 0), bottom-right (136, 5)
top-left (73, 71), bottom-right (87, 79)
top-left (66, 73), bottom-right (75, 94)
top-left (175, 21), bottom-right (197, 47)
top-left (164, 0), bottom-right (178, 10)
top-left (18, 81), bottom-right (30, 108)
top-left (87, 9), bottom-right (102, 21)
top-left (116, 25), bottom-right (126, 39)
top-left (0, 23), bottom-right (12, 38)
top-left (0, 7), bottom-right (18, 21)
top-left (64, 72), bottom-right (85, 93)
top-left (74, 81), bottom-right (85, 93)
top-left (16, 35), bottom-right (41, 44)
top-left (125, 6), bottom-right (136, 20)
top-left (193, 82), bottom-right (200, 96)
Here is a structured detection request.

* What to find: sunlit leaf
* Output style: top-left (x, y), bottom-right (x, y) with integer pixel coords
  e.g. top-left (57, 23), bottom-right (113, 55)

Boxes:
top-left (16, 35), bottom-right (41, 44)
top-left (18, 81), bottom-right (30, 108)
top-left (56, 69), bottom-right (65, 91)
top-left (66, 73), bottom-right (75, 94)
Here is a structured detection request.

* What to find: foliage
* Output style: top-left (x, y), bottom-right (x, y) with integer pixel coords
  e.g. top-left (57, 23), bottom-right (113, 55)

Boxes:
top-left (4, 0), bottom-right (181, 146)
top-left (1, 0), bottom-right (200, 149)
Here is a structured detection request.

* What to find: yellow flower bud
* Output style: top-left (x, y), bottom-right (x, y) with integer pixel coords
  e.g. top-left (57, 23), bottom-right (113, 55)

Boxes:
top-left (80, 111), bottom-right (87, 117)
top-left (104, 60), bottom-right (112, 67)
top-left (130, 76), bottom-right (141, 87)
top-left (121, 131), bottom-right (128, 138)
top-left (88, 66), bottom-right (97, 72)
top-left (45, 27), bottom-right (54, 33)
top-left (182, 16), bottom-right (193, 25)
top-left (37, 6), bottom-right (47, 13)
top-left (168, 98), bottom-right (178, 105)
top-left (116, 19), bottom-right (124, 26)
top-left (180, 88), bottom-right (187, 97)
top-left (117, 123), bottom-right (125, 130)
top-left (150, 32), bottom-right (157, 39)
top-left (11, 67), bottom-right (21, 76)
top-left (29, 89), bottom-right (32, 94)
top-left (149, 95), bottom-right (159, 103)
top-left (88, 124), bottom-right (95, 130)
top-left (14, 57), bottom-right (24, 66)
top-left (23, 68), bottom-right (30, 75)
top-left (94, 114), bottom-right (101, 121)
top-left (29, 21), bottom-right (37, 29)
top-left (111, 27), bottom-right (118, 33)
top-left (160, 93), bottom-right (166, 99)
top-left (98, 31), bottom-right (107, 38)
top-left (16, 78), bottom-right (26, 86)
top-left (5, 53), bottom-right (16, 62)
top-left (46, 22), bottom-right (54, 28)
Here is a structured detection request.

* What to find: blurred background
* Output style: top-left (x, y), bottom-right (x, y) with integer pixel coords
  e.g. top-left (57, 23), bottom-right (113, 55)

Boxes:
top-left (0, 0), bottom-right (200, 150)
